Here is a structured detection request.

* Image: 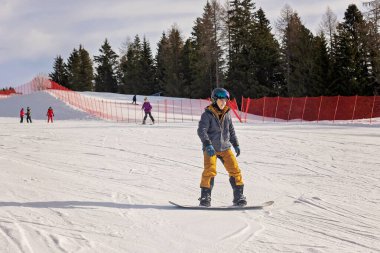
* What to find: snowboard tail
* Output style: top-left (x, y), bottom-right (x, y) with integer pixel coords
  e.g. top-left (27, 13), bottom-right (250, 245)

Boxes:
top-left (169, 200), bottom-right (274, 210)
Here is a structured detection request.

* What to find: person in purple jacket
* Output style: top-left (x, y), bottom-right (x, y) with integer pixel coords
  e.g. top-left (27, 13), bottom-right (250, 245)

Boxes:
top-left (141, 97), bottom-right (155, 124)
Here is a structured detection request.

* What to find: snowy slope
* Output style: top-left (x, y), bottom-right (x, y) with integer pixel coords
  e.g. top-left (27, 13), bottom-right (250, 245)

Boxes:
top-left (0, 91), bottom-right (94, 120)
top-left (0, 93), bottom-right (379, 253)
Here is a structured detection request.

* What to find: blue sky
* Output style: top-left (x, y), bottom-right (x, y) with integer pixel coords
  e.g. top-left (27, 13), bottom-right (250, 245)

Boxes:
top-left (0, 0), bottom-right (363, 89)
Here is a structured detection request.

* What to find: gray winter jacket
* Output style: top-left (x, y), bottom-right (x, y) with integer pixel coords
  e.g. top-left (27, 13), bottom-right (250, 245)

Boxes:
top-left (197, 105), bottom-right (239, 152)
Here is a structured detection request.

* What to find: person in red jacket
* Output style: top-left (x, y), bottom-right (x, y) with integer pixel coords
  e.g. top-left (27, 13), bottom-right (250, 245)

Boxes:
top-left (20, 108), bottom-right (24, 123)
top-left (47, 106), bottom-right (54, 123)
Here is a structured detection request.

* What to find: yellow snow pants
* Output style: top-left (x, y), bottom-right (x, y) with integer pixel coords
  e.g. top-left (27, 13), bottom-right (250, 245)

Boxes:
top-left (200, 149), bottom-right (243, 188)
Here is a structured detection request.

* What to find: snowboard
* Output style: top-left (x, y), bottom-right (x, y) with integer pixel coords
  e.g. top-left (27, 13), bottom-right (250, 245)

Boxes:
top-left (169, 200), bottom-right (274, 211)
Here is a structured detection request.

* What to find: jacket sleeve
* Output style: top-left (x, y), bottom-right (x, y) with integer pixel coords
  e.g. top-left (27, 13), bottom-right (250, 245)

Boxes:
top-left (197, 112), bottom-right (212, 147)
top-left (228, 113), bottom-right (239, 147)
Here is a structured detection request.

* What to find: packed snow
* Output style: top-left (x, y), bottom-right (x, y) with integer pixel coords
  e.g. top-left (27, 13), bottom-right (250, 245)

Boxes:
top-left (0, 92), bottom-right (379, 253)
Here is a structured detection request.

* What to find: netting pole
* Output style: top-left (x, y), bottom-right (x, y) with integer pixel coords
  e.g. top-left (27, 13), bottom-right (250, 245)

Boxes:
top-left (157, 100), bottom-right (160, 124)
top-left (127, 102), bottom-right (130, 123)
top-left (111, 100), bottom-right (114, 121)
top-left (93, 97), bottom-right (97, 117)
top-left (92, 97), bottom-right (96, 117)
top-left (181, 100), bottom-right (183, 122)
top-left (370, 96), bottom-right (376, 124)
top-left (87, 96), bottom-right (91, 115)
top-left (274, 96), bottom-right (280, 122)
top-left (104, 99), bottom-right (108, 120)
top-left (333, 95), bottom-right (340, 123)
top-left (115, 101), bottom-right (118, 122)
top-left (172, 100), bottom-right (175, 122)
top-left (101, 100), bottom-right (104, 120)
top-left (74, 92), bottom-right (78, 111)
top-left (120, 102), bottom-right (124, 122)
top-left (165, 99), bottom-right (168, 123)
top-left (135, 101), bottom-right (137, 124)
top-left (96, 98), bottom-right (100, 118)
top-left (240, 96), bottom-right (244, 119)
top-left (242, 98), bottom-right (248, 123)
top-left (301, 96), bottom-right (307, 123)
top-left (190, 99), bottom-right (193, 122)
top-left (262, 97), bottom-right (266, 122)
top-left (287, 97), bottom-right (294, 122)
top-left (67, 90), bottom-right (71, 106)
top-left (106, 100), bottom-right (109, 120)
top-left (317, 96), bottom-right (323, 123)
top-left (85, 96), bottom-right (90, 115)
top-left (64, 90), bottom-right (68, 105)
top-left (79, 93), bottom-right (83, 112)
top-left (352, 95), bottom-right (358, 123)
top-left (105, 100), bottom-right (108, 120)
top-left (90, 97), bottom-right (95, 116)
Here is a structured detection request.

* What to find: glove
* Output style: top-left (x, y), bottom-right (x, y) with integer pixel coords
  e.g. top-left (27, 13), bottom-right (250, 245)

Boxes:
top-left (205, 145), bottom-right (216, 157)
top-left (233, 146), bottom-right (240, 157)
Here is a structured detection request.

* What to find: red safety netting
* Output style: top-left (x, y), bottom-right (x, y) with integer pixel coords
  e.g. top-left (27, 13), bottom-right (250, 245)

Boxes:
top-left (0, 88), bottom-right (16, 96)
top-left (242, 95), bottom-right (380, 123)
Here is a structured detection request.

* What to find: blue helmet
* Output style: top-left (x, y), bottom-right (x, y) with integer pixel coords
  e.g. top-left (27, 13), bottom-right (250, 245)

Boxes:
top-left (211, 88), bottom-right (230, 103)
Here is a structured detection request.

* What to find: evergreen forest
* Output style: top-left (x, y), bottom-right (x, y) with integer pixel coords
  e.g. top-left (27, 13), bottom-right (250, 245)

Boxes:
top-left (49, 1), bottom-right (380, 101)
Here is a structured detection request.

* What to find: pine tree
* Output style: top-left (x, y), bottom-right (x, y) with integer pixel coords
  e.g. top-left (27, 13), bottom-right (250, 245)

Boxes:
top-left (140, 37), bottom-right (156, 94)
top-left (94, 39), bottom-right (119, 92)
top-left (49, 55), bottom-right (69, 88)
top-left (158, 26), bottom-right (185, 97)
top-left (119, 35), bottom-right (143, 94)
top-left (155, 33), bottom-right (169, 95)
top-left (180, 39), bottom-right (196, 97)
top-left (77, 45), bottom-right (94, 91)
top-left (282, 12), bottom-right (316, 97)
top-left (226, 0), bottom-right (258, 100)
top-left (66, 48), bottom-right (81, 90)
top-left (190, 1), bottom-right (226, 98)
top-left (250, 8), bottom-right (285, 97)
top-left (364, 0), bottom-right (380, 94)
top-left (66, 45), bottom-right (94, 91)
top-left (331, 4), bottom-right (374, 95)
top-left (310, 33), bottom-right (331, 96)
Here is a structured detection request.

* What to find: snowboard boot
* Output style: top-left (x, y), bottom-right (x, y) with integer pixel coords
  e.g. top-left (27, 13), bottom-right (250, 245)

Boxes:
top-left (199, 177), bottom-right (214, 207)
top-left (142, 120), bottom-right (146, 125)
top-left (199, 188), bottom-right (211, 207)
top-left (229, 177), bottom-right (247, 206)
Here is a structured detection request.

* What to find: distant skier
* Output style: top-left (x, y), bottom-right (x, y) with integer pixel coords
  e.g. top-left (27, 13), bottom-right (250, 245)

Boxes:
top-left (141, 97), bottom-right (155, 124)
top-left (20, 108), bottom-right (24, 123)
top-left (26, 107), bottom-right (32, 123)
top-left (197, 88), bottom-right (246, 207)
top-left (47, 106), bottom-right (54, 123)
top-left (132, 95), bottom-right (137, 104)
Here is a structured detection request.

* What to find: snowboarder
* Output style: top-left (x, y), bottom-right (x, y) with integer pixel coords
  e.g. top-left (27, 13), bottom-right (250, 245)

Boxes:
top-left (132, 95), bottom-right (137, 104)
top-left (141, 97), bottom-right (155, 124)
top-left (26, 107), bottom-right (32, 123)
top-left (20, 108), bottom-right (24, 123)
top-left (197, 88), bottom-right (247, 207)
top-left (47, 106), bottom-right (54, 123)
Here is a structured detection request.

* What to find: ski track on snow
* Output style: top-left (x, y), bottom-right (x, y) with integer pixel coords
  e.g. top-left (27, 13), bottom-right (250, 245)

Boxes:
top-left (0, 117), bottom-right (379, 252)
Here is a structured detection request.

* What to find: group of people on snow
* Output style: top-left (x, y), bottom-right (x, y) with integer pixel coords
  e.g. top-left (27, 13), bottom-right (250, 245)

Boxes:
top-left (19, 106), bottom-right (55, 123)
top-left (19, 107), bottom-right (32, 123)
